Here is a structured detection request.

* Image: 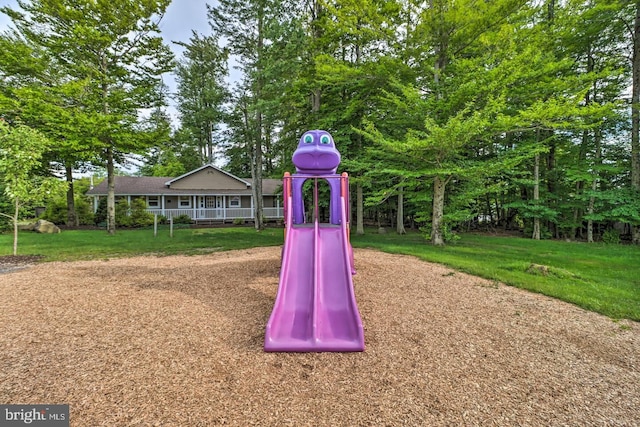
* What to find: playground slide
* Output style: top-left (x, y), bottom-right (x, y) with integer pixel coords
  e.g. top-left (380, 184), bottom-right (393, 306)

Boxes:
top-left (264, 219), bottom-right (364, 352)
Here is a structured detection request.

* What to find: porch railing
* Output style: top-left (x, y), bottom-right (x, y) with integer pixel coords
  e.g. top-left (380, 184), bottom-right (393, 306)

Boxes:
top-left (146, 207), bottom-right (284, 221)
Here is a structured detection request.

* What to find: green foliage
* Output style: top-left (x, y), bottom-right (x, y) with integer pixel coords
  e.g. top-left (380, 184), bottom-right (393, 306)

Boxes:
top-left (0, 185), bottom-right (12, 232)
top-left (113, 198), bottom-right (154, 228)
top-left (1, 0), bottom-right (175, 234)
top-left (115, 199), bottom-right (131, 227)
top-left (421, 224), bottom-right (461, 244)
top-left (173, 33), bottom-right (229, 166)
top-left (94, 198), bottom-right (108, 226)
top-left (2, 0), bottom-right (638, 243)
top-left (583, 188), bottom-right (640, 225)
top-left (42, 197), bottom-right (94, 226)
top-left (128, 199), bottom-right (154, 228)
top-left (601, 229), bottom-right (621, 245)
top-left (0, 122), bottom-right (61, 203)
top-left (172, 214), bottom-right (193, 225)
top-left (0, 121), bottom-right (67, 253)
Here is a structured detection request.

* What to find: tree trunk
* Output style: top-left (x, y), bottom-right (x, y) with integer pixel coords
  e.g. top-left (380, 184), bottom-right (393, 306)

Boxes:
top-left (396, 186), bottom-right (406, 235)
top-left (311, 89), bottom-right (321, 114)
top-left (532, 153), bottom-right (541, 240)
top-left (573, 129), bottom-right (589, 239)
top-left (65, 163), bottom-right (78, 227)
top-left (309, 1), bottom-right (322, 117)
top-left (575, 46), bottom-right (594, 240)
top-left (632, 1), bottom-right (640, 244)
top-left (587, 130), bottom-right (602, 243)
top-left (252, 11), bottom-right (265, 231)
top-left (12, 197), bottom-right (19, 256)
top-left (106, 146), bottom-right (116, 235)
top-left (431, 176), bottom-right (446, 245)
top-left (207, 122), bottom-right (214, 164)
top-left (546, 139), bottom-right (557, 238)
top-left (430, 15), bottom-right (448, 246)
top-left (251, 140), bottom-right (264, 231)
top-left (356, 182), bottom-right (364, 235)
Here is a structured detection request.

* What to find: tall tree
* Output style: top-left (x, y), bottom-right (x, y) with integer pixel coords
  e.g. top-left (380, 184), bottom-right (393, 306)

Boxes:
top-left (2, 0), bottom-right (174, 234)
top-left (0, 25), bottom-right (96, 227)
top-left (631, 1), bottom-right (640, 244)
top-left (384, 0), bottom-right (531, 245)
top-left (174, 32), bottom-right (229, 166)
top-left (209, 0), bottom-right (264, 230)
top-left (307, 0), bottom-right (403, 234)
top-left (209, 0), bottom-right (305, 230)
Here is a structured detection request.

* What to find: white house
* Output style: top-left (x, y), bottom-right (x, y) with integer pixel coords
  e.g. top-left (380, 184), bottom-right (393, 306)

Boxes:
top-left (86, 164), bottom-right (284, 223)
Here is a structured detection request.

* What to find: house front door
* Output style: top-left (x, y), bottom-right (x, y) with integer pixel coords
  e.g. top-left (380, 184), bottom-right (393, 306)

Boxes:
top-left (198, 196), bottom-right (216, 219)
top-left (216, 196), bottom-right (225, 218)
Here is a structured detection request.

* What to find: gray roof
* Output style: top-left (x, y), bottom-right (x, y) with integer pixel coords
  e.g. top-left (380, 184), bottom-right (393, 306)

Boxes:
top-left (86, 176), bottom-right (283, 196)
top-left (165, 164), bottom-right (252, 187)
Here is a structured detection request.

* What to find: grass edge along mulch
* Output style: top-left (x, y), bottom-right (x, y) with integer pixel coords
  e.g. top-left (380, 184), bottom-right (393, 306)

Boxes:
top-left (1, 228), bottom-right (639, 321)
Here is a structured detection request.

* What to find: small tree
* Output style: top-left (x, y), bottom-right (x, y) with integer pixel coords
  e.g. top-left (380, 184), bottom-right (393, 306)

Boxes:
top-left (0, 121), bottom-right (65, 255)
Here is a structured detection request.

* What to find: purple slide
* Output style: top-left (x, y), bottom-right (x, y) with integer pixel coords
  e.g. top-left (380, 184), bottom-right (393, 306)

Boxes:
top-left (264, 204), bottom-right (365, 352)
top-left (264, 130), bottom-right (365, 352)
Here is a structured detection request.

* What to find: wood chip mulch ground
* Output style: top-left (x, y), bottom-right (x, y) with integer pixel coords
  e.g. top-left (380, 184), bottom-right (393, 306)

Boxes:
top-left (0, 247), bottom-right (638, 426)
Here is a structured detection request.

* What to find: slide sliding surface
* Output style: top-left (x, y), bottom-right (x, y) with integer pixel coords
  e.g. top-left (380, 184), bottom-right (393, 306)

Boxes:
top-left (264, 222), bottom-right (364, 352)
top-left (264, 226), bottom-right (315, 350)
top-left (314, 226), bottom-right (364, 351)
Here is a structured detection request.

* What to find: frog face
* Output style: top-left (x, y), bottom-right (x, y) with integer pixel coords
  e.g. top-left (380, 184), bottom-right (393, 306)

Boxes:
top-left (292, 130), bottom-right (341, 174)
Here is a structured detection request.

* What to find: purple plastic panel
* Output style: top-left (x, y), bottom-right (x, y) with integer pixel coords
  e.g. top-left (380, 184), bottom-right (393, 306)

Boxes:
top-left (264, 222), bottom-right (364, 352)
top-left (264, 162), bottom-right (364, 352)
top-left (292, 130), bottom-right (340, 175)
top-left (291, 130), bottom-right (343, 225)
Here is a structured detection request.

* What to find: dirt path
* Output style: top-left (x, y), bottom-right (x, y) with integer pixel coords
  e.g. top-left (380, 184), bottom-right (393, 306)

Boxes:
top-left (0, 247), bottom-right (638, 426)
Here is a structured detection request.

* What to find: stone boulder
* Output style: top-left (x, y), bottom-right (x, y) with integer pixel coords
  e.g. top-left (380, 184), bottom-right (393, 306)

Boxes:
top-left (18, 222), bottom-right (36, 231)
top-left (33, 219), bottom-right (61, 234)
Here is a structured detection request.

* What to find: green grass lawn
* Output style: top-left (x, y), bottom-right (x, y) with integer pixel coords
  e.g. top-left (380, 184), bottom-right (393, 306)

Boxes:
top-left (0, 226), bottom-right (284, 260)
top-left (1, 226), bottom-right (638, 321)
top-left (351, 230), bottom-right (640, 321)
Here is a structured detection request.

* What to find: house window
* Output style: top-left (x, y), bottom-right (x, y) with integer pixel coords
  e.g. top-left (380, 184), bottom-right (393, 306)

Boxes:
top-left (147, 196), bottom-right (159, 208)
top-left (230, 196), bottom-right (241, 207)
top-left (178, 196), bottom-right (192, 208)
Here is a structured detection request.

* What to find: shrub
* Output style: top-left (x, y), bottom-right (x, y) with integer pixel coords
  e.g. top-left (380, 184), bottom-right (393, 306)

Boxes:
top-left (601, 229), bottom-right (620, 245)
top-left (42, 199), bottom-right (67, 224)
top-left (172, 214), bottom-right (192, 224)
top-left (42, 196), bottom-right (94, 225)
top-left (128, 198), bottom-right (154, 227)
top-left (92, 198), bottom-right (153, 228)
top-left (115, 199), bottom-right (131, 227)
top-left (94, 198), bottom-right (107, 225)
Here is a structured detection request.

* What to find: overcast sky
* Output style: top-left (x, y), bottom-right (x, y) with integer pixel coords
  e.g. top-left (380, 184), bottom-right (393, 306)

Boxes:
top-left (0, 0), bottom-right (213, 125)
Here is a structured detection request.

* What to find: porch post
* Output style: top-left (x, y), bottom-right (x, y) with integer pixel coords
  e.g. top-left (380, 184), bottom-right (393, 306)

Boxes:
top-left (250, 196), bottom-right (254, 219)
top-left (193, 195), bottom-right (197, 220)
top-left (223, 195), bottom-right (226, 220)
top-left (161, 195), bottom-right (165, 216)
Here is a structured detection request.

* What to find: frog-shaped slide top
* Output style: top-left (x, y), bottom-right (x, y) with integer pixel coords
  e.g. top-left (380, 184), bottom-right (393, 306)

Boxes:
top-left (264, 130), bottom-right (364, 352)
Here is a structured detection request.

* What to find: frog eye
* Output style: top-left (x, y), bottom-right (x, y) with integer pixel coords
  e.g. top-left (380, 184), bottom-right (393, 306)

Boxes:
top-left (304, 134), bottom-right (313, 144)
top-left (320, 135), bottom-right (331, 145)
